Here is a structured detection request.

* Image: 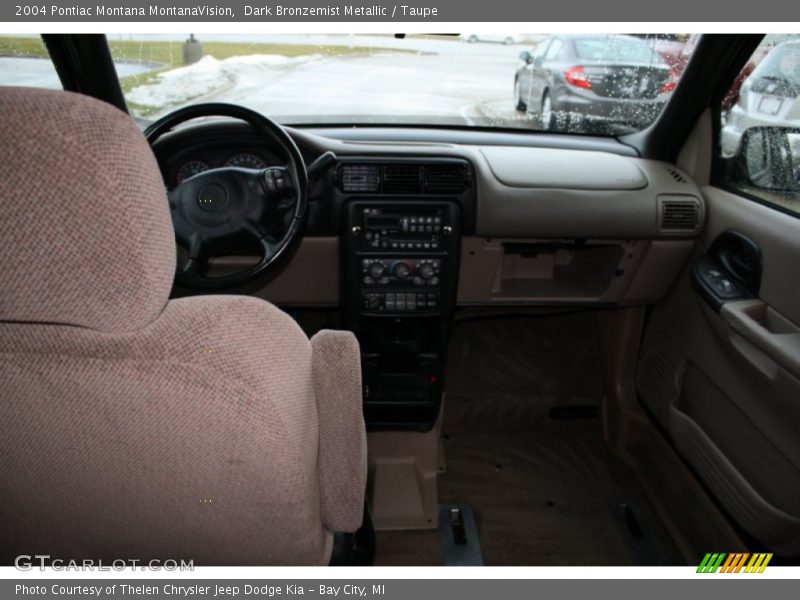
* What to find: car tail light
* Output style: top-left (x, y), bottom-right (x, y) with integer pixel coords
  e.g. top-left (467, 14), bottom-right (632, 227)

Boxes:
top-left (564, 66), bottom-right (591, 89)
top-left (661, 78), bottom-right (677, 93)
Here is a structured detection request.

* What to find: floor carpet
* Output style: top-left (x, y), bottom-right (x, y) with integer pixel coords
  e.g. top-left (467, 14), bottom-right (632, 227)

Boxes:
top-left (375, 312), bottom-right (682, 566)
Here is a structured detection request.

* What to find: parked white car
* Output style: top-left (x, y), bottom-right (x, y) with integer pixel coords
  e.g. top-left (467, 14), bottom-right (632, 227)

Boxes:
top-left (721, 40), bottom-right (800, 157)
top-left (461, 33), bottom-right (519, 45)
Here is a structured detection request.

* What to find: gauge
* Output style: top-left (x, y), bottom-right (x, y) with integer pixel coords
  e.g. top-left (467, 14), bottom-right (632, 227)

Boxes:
top-left (224, 153), bottom-right (269, 170)
top-left (176, 160), bottom-right (210, 184)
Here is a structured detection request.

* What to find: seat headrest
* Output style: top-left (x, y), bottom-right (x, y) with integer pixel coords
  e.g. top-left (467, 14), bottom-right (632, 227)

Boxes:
top-left (0, 87), bottom-right (176, 332)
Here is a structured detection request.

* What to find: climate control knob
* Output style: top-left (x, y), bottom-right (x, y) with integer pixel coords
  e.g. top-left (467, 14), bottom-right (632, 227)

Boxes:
top-left (392, 261), bottom-right (412, 279)
top-left (417, 263), bottom-right (436, 280)
top-left (364, 294), bottom-right (383, 310)
top-left (367, 262), bottom-right (386, 279)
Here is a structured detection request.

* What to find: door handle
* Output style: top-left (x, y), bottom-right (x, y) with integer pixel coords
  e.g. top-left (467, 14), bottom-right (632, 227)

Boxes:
top-left (720, 299), bottom-right (800, 380)
top-left (692, 231), bottom-right (762, 312)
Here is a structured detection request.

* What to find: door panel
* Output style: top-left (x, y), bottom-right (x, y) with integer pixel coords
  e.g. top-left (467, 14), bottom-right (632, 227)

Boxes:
top-left (636, 185), bottom-right (800, 556)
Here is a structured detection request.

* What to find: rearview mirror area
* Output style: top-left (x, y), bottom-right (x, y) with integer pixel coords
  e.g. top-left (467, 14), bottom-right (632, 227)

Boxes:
top-left (519, 50), bottom-right (533, 64)
top-left (726, 126), bottom-right (800, 195)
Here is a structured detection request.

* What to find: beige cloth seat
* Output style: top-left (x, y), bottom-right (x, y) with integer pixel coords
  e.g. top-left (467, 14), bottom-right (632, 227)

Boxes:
top-left (0, 87), bottom-right (366, 565)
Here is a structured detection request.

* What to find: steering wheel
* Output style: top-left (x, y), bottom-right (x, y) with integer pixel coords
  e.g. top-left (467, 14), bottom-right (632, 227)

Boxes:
top-left (145, 103), bottom-right (308, 291)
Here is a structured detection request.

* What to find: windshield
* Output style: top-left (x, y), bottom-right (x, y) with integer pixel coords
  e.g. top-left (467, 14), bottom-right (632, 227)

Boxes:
top-left (1, 33), bottom-right (695, 136)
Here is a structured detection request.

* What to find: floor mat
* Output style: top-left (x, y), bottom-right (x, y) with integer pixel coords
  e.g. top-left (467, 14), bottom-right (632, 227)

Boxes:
top-left (439, 422), bottom-right (681, 565)
top-left (442, 314), bottom-right (681, 565)
top-left (374, 313), bottom-right (682, 566)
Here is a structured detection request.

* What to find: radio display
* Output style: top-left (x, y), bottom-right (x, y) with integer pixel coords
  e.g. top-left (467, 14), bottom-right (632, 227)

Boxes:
top-left (365, 215), bottom-right (401, 229)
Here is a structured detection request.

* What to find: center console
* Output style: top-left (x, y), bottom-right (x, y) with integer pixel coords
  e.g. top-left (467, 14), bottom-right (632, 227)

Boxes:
top-left (340, 160), bottom-right (472, 430)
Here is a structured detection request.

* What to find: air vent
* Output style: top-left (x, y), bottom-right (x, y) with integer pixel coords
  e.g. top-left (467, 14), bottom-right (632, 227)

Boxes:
top-left (424, 164), bottom-right (468, 194)
top-left (667, 168), bottom-right (687, 184)
top-left (340, 164), bottom-right (380, 193)
top-left (659, 197), bottom-right (700, 231)
top-left (383, 164), bottom-right (422, 194)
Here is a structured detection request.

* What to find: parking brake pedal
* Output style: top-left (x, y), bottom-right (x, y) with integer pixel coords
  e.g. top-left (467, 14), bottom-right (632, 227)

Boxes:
top-left (439, 504), bottom-right (484, 566)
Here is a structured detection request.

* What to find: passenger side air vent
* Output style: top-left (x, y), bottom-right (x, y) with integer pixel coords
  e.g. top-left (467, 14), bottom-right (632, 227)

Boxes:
top-left (667, 167), bottom-right (688, 184)
top-left (340, 164), bottom-right (381, 193)
top-left (383, 164), bottom-right (422, 194)
top-left (424, 164), bottom-right (468, 194)
top-left (658, 196), bottom-right (701, 232)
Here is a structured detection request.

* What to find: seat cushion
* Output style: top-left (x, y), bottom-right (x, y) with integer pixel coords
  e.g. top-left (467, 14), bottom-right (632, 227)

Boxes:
top-left (0, 295), bottom-right (332, 565)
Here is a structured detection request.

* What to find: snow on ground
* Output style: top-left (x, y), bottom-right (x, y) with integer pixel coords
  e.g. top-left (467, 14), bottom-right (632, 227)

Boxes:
top-left (126, 53), bottom-right (319, 111)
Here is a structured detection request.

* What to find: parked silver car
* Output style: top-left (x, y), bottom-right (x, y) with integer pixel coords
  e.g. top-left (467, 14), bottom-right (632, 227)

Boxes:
top-left (721, 41), bottom-right (800, 157)
top-left (514, 34), bottom-right (675, 132)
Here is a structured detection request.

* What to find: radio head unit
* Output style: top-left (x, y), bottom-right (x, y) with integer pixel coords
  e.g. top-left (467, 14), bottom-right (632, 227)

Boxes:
top-left (360, 206), bottom-right (447, 251)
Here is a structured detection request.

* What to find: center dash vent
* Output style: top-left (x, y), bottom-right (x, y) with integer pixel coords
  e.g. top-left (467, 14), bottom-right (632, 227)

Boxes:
top-left (659, 196), bottom-right (701, 232)
top-left (340, 164), bottom-right (380, 193)
top-left (424, 164), bottom-right (468, 194)
top-left (383, 164), bottom-right (422, 194)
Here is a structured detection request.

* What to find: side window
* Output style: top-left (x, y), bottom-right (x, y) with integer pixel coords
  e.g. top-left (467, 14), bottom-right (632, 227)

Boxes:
top-left (545, 39), bottom-right (563, 61)
top-left (718, 35), bottom-right (800, 215)
top-left (0, 36), bottom-right (62, 89)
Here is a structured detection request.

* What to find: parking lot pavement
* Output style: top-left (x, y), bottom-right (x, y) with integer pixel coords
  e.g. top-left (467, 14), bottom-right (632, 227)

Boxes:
top-left (2, 35), bottom-right (539, 128)
top-left (196, 50), bottom-right (526, 127)
top-left (120, 42), bottom-right (527, 127)
top-left (474, 98), bottom-right (543, 129)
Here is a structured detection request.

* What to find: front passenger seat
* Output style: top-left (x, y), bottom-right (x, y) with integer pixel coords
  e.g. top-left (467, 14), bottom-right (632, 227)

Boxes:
top-left (0, 87), bottom-right (367, 565)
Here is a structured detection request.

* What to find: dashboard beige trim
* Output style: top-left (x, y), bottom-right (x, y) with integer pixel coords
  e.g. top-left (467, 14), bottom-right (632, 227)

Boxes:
top-left (473, 154), bottom-right (704, 239)
top-left (456, 237), bottom-right (693, 306)
top-left (175, 127), bottom-right (708, 307)
top-left (480, 146), bottom-right (648, 190)
top-left (214, 237), bottom-right (340, 306)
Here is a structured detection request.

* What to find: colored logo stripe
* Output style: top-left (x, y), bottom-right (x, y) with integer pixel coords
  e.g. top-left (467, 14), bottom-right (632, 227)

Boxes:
top-left (697, 552), bottom-right (773, 573)
top-left (745, 553), bottom-right (773, 573)
top-left (697, 553), bottom-right (726, 573)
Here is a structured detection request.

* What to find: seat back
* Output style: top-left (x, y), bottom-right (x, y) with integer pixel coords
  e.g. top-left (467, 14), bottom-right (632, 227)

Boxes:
top-left (0, 87), bottom-right (365, 565)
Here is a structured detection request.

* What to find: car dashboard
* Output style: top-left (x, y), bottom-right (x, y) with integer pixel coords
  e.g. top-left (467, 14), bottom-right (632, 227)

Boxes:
top-left (152, 120), bottom-right (704, 429)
